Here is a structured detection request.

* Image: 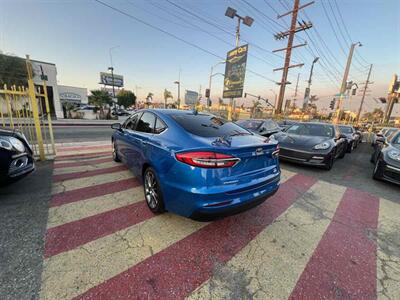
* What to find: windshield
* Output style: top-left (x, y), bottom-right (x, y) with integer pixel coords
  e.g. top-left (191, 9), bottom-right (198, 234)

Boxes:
top-left (236, 120), bottom-right (263, 130)
top-left (339, 126), bottom-right (353, 134)
top-left (286, 123), bottom-right (334, 138)
top-left (391, 132), bottom-right (400, 144)
top-left (171, 113), bottom-right (250, 137)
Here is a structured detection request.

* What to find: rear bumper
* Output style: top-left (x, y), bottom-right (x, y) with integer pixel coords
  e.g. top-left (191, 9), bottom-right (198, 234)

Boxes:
top-left (162, 172), bottom-right (280, 218)
top-left (279, 147), bottom-right (331, 167)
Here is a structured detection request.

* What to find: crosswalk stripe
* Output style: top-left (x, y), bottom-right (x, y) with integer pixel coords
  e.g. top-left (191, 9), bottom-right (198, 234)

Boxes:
top-left (377, 198), bottom-right (400, 300)
top-left (53, 161), bottom-right (117, 175)
top-left (50, 178), bottom-right (140, 207)
top-left (53, 165), bottom-right (127, 182)
top-left (47, 187), bottom-right (144, 229)
top-left (188, 180), bottom-right (346, 300)
top-left (57, 144), bottom-right (111, 153)
top-left (75, 173), bottom-right (315, 300)
top-left (56, 147), bottom-right (111, 157)
top-left (55, 150), bottom-right (111, 161)
top-left (289, 188), bottom-right (380, 299)
top-left (53, 157), bottom-right (112, 169)
top-left (44, 201), bottom-right (153, 258)
top-left (51, 170), bottom-right (133, 194)
top-left (40, 214), bottom-right (207, 300)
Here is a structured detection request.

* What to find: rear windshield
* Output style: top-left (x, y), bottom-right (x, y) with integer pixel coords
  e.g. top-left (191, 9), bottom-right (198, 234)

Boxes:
top-left (171, 113), bottom-right (250, 137)
top-left (286, 123), bottom-right (334, 138)
top-left (339, 126), bottom-right (353, 134)
top-left (236, 120), bottom-right (263, 130)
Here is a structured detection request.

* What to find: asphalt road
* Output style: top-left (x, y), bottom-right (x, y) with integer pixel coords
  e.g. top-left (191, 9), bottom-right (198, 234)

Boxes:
top-left (0, 161), bottom-right (53, 300)
top-left (53, 126), bottom-right (113, 143)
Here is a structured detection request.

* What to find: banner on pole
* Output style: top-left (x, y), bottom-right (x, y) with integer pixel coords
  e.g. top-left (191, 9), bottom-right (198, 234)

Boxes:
top-left (223, 44), bottom-right (248, 98)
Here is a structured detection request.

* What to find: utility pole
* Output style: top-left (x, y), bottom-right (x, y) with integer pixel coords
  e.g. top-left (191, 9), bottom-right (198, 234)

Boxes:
top-left (303, 57), bottom-right (319, 110)
top-left (334, 42), bottom-right (362, 123)
top-left (273, 0), bottom-right (314, 115)
top-left (356, 64), bottom-right (373, 123)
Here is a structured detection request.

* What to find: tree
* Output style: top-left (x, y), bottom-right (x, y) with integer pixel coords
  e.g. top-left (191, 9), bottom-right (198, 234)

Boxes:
top-left (251, 100), bottom-right (262, 118)
top-left (163, 89), bottom-right (173, 108)
top-left (0, 53), bottom-right (32, 87)
top-left (117, 89), bottom-right (136, 108)
top-left (88, 90), bottom-right (112, 108)
top-left (145, 92), bottom-right (153, 107)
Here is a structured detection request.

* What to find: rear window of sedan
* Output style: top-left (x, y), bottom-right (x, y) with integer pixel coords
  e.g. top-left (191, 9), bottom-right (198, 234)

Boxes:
top-left (236, 119), bottom-right (263, 130)
top-left (171, 113), bottom-right (250, 137)
top-left (286, 123), bottom-right (334, 138)
top-left (339, 126), bottom-right (353, 134)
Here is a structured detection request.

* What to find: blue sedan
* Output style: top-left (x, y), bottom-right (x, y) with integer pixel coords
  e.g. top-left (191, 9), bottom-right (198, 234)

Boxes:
top-left (111, 109), bottom-right (280, 220)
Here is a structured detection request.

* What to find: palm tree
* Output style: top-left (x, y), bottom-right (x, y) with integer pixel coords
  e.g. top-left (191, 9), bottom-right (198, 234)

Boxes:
top-left (251, 100), bottom-right (262, 118)
top-left (163, 89), bottom-right (173, 108)
top-left (146, 92), bottom-right (153, 107)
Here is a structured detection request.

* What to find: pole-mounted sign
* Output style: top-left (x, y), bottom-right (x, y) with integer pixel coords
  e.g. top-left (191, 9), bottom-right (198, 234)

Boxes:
top-left (223, 44), bottom-right (248, 99)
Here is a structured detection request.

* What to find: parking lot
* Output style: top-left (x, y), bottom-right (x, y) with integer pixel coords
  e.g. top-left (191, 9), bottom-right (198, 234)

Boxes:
top-left (1, 140), bottom-right (399, 300)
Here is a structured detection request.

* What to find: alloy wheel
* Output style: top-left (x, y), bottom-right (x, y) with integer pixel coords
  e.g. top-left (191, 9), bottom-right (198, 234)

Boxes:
top-left (144, 171), bottom-right (158, 209)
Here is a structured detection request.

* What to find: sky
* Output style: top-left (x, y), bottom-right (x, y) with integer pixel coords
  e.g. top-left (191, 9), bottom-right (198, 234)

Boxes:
top-left (1, 0), bottom-right (399, 115)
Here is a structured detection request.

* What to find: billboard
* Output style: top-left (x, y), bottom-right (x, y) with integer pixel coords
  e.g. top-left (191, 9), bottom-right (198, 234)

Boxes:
top-left (223, 44), bottom-right (248, 98)
top-left (185, 90), bottom-right (199, 105)
top-left (100, 72), bottom-right (124, 87)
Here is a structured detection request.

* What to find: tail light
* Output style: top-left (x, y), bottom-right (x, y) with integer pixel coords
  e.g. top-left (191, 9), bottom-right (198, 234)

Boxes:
top-left (272, 145), bottom-right (280, 158)
top-left (175, 151), bottom-right (240, 168)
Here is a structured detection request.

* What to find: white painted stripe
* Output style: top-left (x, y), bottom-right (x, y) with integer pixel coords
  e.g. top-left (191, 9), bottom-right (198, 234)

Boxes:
top-left (377, 198), bottom-right (400, 300)
top-left (53, 161), bottom-right (118, 175)
top-left (188, 180), bottom-right (346, 300)
top-left (40, 214), bottom-right (207, 300)
top-left (47, 186), bottom-right (144, 229)
top-left (51, 170), bottom-right (133, 194)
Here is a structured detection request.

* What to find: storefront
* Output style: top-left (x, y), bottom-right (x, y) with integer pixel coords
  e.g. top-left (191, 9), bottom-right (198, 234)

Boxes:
top-left (58, 85), bottom-right (88, 118)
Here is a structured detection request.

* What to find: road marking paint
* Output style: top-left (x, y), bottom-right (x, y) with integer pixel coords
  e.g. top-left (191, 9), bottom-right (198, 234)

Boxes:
top-left (55, 150), bottom-right (111, 161)
top-left (50, 177), bottom-right (140, 207)
top-left (53, 160), bottom-right (117, 175)
top-left (75, 173), bottom-right (315, 300)
top-left (51, 170), bottom-right (133, 194)
top-left (53, 165), bottom-right (127, 182)
top-left (289, 188), bottom-right (380, 300)
top-left (45, 200), bottom-right (153, 258)
top-left (40, 214), bottom-right (207, 300)
top-left (57, 144), bottom-right (111, 153)
top-left (47, 186), bottom-right (144, 229)
top-left (53, 157), bottom-right (112, 169)
top-left (376, 198), bottom-right (400, 300)
top-left (188, 180), bottom-right (346, 300)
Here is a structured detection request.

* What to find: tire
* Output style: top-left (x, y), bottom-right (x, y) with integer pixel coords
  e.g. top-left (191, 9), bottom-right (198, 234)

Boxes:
top-left (143, 167), bottom-right (165, 214)
top-left (112, 140), bottom-right (121, 162)
top-left (372, 157), bottom-right (384, 181)
top-left (324, 153), bottom-right (334, 170)
top-left (347, 142), bottom-right (353, 153)
top-left (338, 145), bottom-right (346, 159)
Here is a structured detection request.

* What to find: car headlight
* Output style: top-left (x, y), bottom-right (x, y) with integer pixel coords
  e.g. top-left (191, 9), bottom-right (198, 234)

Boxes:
top-left (0, 136), bottom-right (25, 152)
top-left (313, 142), bottom-right (330, 150)
top-left (388, 150), bottom-right (400, 162)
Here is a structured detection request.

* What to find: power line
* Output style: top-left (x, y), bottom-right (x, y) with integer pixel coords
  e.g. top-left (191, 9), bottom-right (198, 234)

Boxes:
top-left (95, 0), bottom-right (277, 84)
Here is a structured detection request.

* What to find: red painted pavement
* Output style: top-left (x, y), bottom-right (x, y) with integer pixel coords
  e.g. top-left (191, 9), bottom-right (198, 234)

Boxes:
top-left (45, 201), bottom-right (152, 258)
top-left (75, 174), bottom-right (317, 300)
top-left (50, 178), bottom-right (140, 207)
top-left (53, 165), bottom-right (127, 182)
top-left (53, 157), bottom-right (113, 169)
top-left (289, 188), bottom-right (380, 300)
top-left (57, 144), bottom-right (111, 152)
top-left (55, 151), bottom-right (111, 161)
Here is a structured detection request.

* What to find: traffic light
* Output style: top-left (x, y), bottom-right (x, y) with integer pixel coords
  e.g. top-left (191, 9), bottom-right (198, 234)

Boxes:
top-left (329, 98), bottom-right (336, 110)
top-left (205, 88), bottom-right (210, 98)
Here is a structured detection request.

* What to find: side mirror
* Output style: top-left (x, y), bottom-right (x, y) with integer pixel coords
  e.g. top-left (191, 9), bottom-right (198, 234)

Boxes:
top-left (376, 133), bottom-right (383, 137)
top-left (376, 136), bottom-right (385, 144)
top-left (111, 123), bottom-right (122, 130)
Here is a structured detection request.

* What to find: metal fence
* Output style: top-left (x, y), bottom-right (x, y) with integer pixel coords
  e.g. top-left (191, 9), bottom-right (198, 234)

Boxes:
top-left (0, 56), bottom-right (55, 160)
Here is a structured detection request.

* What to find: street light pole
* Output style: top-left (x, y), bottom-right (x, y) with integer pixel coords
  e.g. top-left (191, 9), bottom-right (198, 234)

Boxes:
top-left (303, 57), bottom-right (319, 110)
top-left (208, 61), bottom-right (225, 109)
top-left (225, 7), bottom-right (254, 120)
